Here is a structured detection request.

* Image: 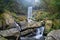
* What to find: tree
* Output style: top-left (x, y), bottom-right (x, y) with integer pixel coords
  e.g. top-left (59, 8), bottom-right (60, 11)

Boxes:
top-left (0, 0), bottom-right (14, 13)
top-left (42, 0), bottom-right (60, 19)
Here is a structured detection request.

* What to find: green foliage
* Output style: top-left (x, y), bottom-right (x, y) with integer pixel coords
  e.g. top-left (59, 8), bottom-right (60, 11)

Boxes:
top-left (34, 11), bottom-right (49, 21)
top-left (43, 0), bottom-right (60, 19)
top-left (55, 0), bottom-right (60, 11)
top-left (52, 19), bottom-right (60, 29)
top-left (0, 0), bottom-right (14, 13)
top-left (47, 13), bottom-right (60, 19)
top-left (0, 37), bottom-right (7, 40)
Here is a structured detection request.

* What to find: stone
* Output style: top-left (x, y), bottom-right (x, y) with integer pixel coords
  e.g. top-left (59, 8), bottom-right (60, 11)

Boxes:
top-left (0, 28), bottom-right (20, 37)
top-left (19, 21), bottom-right (42, 36)
top-left (45, 30), bottom-right (60, 40)
top-left (0, 37), bottom-right (7, 40)
top-left (21, 29), bottom-right (35, 36)
top-left (20, 21), bottom-right (41, 30)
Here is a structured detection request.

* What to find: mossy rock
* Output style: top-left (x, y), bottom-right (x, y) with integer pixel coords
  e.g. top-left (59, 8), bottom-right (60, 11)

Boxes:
top-left (52, 19), bottom-right (60, 29)
top-left (44, 20), bottom-right (52, 34)
top-left (0, 37), bottom-right (7, 40)
top-left (18, 16), bottom-right (27, 21)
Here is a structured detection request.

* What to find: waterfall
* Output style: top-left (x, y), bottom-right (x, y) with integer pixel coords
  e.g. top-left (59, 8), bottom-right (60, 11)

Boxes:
top-left (14, 22), bottom-right (21, 31)
top-left (34, 26), bottom-right (44, 39)
top-left (27, 6), bottom-right (33, 23)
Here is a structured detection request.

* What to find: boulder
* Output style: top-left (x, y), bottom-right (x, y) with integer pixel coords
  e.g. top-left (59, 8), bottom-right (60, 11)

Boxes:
top-left (20, 21), bottom-right (41, 30)
top-left (45, 30), bottom-right (60, 40)
top-left (20, 21), bottom-right (41, 36)
top-left (0, 37), bottom-right (7, 40)
top-left (21, 29), bottom-right (35, 36)
top-left (0, 28), bottom-right (20, 37)
top-left (3, 12), bottom-right (14, 25)
top-left (0, 21), bottom-right (42, 37)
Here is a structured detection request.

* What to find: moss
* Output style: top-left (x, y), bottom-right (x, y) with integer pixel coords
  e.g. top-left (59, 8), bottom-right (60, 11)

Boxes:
top-left (0, 37), bottom-right (7, 40)
top-left (52, 19), bottom-right (60, 29)
top-left (44, 19), bottom-right (60, 35)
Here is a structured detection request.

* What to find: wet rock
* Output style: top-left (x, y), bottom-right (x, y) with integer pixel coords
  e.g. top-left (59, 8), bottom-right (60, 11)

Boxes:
top-left (20, 21), bottom-right (41, 36)
top-left (0, 28), bottom-right (20, 37)
top-left (45, 30), bottom-right (60, 40)
top-left (21, 29), bottom-right (35, 36)
top-left (20, 37), bottom-right (45, 40)
top-left (20, 21), bottom-right (41, 30)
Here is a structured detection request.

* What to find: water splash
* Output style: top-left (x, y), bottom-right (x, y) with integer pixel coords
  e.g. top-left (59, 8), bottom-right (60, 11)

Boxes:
top-left (14, 22), bottom-right (21, 31)
top-left (34, 26), bottom-right (44, 39)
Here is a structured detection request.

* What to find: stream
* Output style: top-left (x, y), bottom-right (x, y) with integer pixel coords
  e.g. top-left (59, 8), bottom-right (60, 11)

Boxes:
top-left (20, 26), bottom-right (45, 40)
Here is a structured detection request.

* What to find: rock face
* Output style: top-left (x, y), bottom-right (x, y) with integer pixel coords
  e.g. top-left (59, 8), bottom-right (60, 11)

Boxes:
top-left (20, 21), bottom-right (41, 30)
top-left (0, 28), bottom-right (20, 37)
top-left (45, 30), bottom-right (60, 40)
top-left (0, 11), bottom-right (15, 30)
top-left (20, 21), bottom-right (41, 36)
top-left (3, 12), bottom-right (14, 25)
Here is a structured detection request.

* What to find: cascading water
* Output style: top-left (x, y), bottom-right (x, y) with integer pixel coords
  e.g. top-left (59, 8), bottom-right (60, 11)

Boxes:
top-left (27, 6), bottom-right (33, 23)
top-left (34, 26), bottom-right (44, 39)
top-left (14, 22), bottom-right (21, 31)
top-left (15, 0), bottom-right (45, 40)
top-left (27, 3), bottom-right (45, 40)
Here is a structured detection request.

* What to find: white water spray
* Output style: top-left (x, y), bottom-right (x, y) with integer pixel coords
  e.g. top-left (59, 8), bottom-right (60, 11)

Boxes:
top-left (14, 22), bottom-right (21, 31)
top-left (34, 26), bottom-right (44, 39)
